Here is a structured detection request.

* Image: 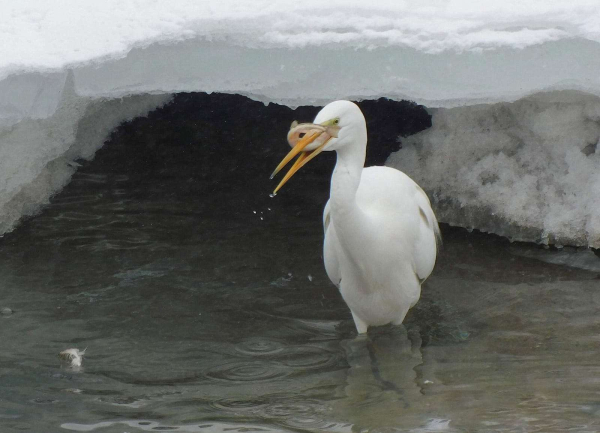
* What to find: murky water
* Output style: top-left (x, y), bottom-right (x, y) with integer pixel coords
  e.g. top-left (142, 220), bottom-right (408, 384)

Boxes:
top-left (2, 99), bottom-right (600, 432)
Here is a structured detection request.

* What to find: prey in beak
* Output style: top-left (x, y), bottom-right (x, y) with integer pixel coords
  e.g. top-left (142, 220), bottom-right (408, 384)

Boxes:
top-left (270, 119), bottom-right (340, 195)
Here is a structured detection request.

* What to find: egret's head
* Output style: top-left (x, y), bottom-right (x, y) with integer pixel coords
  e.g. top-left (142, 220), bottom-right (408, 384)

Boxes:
top-left (270, 100), bottom-right (366, 194)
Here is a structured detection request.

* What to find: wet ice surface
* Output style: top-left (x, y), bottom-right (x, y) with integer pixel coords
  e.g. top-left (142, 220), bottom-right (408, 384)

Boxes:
top-left (2, 112), bottom-right (600, 432)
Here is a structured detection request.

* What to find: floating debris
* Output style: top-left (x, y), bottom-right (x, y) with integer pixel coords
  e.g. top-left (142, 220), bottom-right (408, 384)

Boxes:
top-left (1, 307), bottom-right (13, 316)
top-left (64, 388), bottom-right (83, 394)
top-left (59, 348), bottom-right (86, 368)
top-left (308, 275), bottom-right (313, 282)
top-left (270, 272), bottom-right (293, 288)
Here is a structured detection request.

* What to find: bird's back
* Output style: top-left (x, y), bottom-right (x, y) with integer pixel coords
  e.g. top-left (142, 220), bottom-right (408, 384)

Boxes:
top-left (355, 166), bottom-right (440, 281)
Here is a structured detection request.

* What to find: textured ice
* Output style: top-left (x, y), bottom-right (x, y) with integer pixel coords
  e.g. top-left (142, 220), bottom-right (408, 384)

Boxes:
top-left (1, 1), bottom-right (600, 244)
top-left (2, 0), bottom-right (600, 107)
top-left (2, 1), bottom-right (600, 106)
top-left (388, 91), bottom-right (600, 248)
top-left (2, 1), bottom-right (600, 76)
top-left (0, 72), bottom-right (171, 235)
top-left (510, 246), bottom-right (600, 273)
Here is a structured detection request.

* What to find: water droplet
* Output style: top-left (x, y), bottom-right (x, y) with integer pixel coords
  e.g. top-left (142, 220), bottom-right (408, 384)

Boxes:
top-left (269, 193), bottom-right (276, 198)
top-left (307, 275), bottom-right (313, 282)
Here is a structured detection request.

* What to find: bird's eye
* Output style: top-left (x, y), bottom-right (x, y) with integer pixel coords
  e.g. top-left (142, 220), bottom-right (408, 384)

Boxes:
top-left (333, 118), bottom-right (339, 125)
top-left (299, 132), bottom-right (306, 138)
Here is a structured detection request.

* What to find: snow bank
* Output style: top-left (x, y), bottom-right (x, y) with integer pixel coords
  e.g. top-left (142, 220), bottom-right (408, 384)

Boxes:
top-left (2, 1), bottom-right (600, 106)
top-left (3, 1), bottom-right (600, 74)
top-left (1, 1), bottom-right (600, 245)
top-left (389, 91), bottom-right (600, 248)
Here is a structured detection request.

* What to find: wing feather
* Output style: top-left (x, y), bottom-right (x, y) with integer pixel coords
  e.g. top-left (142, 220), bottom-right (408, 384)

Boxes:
top-left (323, 200), bottom-right (341, 288)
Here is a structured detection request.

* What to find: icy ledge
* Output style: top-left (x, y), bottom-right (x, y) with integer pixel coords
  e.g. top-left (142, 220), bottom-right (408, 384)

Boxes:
top-left (1, 33), bottom-right (600, 247)
top-left (389, 91), bottom-right (600, 248)
top-left (0, 72), bottom-right (171, 235)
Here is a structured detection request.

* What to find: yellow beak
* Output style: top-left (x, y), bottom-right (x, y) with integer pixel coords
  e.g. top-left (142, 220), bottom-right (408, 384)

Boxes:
top-left (270, 122), bottom-right (338, 195)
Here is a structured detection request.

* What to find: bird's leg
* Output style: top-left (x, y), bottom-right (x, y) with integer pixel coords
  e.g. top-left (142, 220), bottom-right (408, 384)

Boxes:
top-left (351, 311), bottom-right (368, 334)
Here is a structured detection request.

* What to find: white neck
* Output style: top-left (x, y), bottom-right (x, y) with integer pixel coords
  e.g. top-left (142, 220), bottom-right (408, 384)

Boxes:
top-left (329, 135), bottom-right (370, 255)
top-left (330, 144), bottom-right (365, 215)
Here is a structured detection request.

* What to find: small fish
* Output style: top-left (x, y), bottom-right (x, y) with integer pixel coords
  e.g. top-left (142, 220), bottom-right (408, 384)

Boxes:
top-left (286, 122), bottom-right (327, 149)
top-left (287, 121), bottom-right (340, 148)
top-left (59, 348), bottom-right (86, 368)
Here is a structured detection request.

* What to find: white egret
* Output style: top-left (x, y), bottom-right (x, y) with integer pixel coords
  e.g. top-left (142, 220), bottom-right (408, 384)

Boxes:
top-left (271, 100), bottom-right (441, 334)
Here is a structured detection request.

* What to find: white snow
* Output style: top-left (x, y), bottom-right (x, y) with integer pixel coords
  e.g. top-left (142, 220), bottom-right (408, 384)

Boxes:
top-left (2, 1), bottom-right (600, 77)
top-left (1, 1), bottom-right (600, 245)
top-left (2, 1), bottom-right (600, 106)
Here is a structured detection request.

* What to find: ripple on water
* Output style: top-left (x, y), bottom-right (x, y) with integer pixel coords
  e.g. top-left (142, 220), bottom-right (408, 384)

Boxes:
top-left (99, 395), bottom-right (148, 408)
top-left (210, 396), bottom-right (270, 413)
top-left (283, 318), bottom-right (340, 339)
top-left (207, 396), bottom-right (346, 431)
top-left (266, 398), bottom-right (342, 430)
top-left (53, 212), bottom-right (104, 221)
top-left (275, 345), bottom-right (340, 370)
top-left (235, 338), bottom-right (285, 356)
top-left (61, 420), bottom-right (294, 432)
top-left (235, 338), bottom-right (340, 372)
top-left (204, 360), bottom-right (289, 383)
top-left (50, 194), bottom-right (103, 206)
top-left (72, 173), bottom-right (108, 183)
top-left (86, 236), bottom-right (158, 252)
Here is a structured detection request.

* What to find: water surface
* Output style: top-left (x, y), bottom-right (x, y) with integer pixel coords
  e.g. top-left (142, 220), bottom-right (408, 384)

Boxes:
top-left (1, 99), bottom-right (600, 432)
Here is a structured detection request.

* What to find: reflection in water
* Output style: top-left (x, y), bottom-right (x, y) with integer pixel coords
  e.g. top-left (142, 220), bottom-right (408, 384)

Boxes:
top-left (336, 327), bottom-right (432, 431)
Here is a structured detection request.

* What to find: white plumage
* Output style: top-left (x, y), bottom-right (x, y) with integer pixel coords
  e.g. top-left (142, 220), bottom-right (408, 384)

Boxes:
top-left (272, 100), bottom-right (440, 334)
